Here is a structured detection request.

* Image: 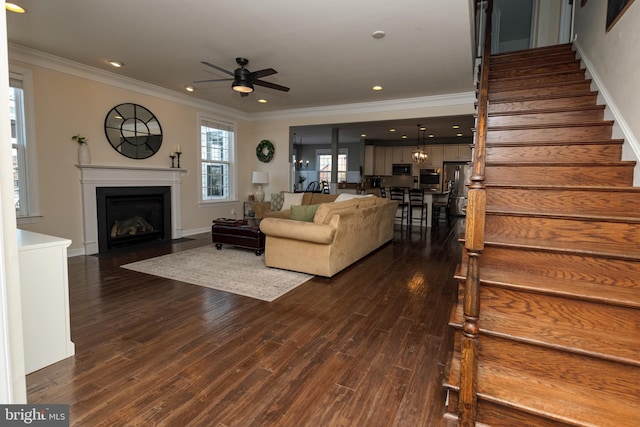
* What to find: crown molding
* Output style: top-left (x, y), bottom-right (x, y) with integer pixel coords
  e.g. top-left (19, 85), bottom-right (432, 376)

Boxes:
top-left (8, 43), bottom-right (250, 121)
top-left (8, 43), bottom-right (475, 124)
top-left (250, 91), bottom-right (476, 121)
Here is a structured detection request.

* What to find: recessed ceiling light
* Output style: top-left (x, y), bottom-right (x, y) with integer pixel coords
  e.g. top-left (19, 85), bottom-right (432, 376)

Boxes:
top-left (452, 125), bottom-right (460, 129)
top-left (457, 133), bottom-right (463, 137)
top-left (401, 135), bottom-right (407, 139)
top-left (420, 127), bottom-right (426, 131)
top-left (360, 134), bottom-right (367, 138)
top-left (428, 134), bottom-right (435, 138)
top-left (389, 128), bottom-right (396, 132)
top-left (372, 30), bottom-right (386, 39)
top-left (185, 85), bottom-right (194, 92)
top-left (108, 61), bottom-right (124, 68)
top-left (5, 2), bottom-right (26, 13)
top-left (372, 85), bottom-right (383, 91)
top-left (258, 99), bottom-right (268, 103)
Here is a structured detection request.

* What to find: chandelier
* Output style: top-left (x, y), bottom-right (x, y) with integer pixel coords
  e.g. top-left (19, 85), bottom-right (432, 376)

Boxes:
top-left (412, 124), bottom-right (428, 164)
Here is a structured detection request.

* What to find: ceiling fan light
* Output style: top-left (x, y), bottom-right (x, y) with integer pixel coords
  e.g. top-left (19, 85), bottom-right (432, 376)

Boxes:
top-left (232, 78), bottom-right (254, 93)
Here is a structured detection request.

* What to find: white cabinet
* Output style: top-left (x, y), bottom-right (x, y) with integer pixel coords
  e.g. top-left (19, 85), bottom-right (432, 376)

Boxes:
top-left (391, 146), bottom-right (414, 163)
top-left (374, 146), bottom-right (393, 176)
top-left (18, 230), bottom-right (75, 374)
top-left (444, 144), bottom-right (473, 161)
top-left (364, 145), bottom-right (375, 176)
top-left (425, 145), bottom-right (444, 169)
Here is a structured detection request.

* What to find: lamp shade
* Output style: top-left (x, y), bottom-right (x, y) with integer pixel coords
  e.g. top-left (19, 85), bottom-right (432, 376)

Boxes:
top-left (252, 171), bottom-right (269, 184)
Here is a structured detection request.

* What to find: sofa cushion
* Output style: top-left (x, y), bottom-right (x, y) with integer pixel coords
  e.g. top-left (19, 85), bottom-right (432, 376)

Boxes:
top-left (270, 192), bottom-right (285, 211)
top-left (290, 203), bottom-right (321, 222)
top-left (356, 195), bottom-right (379, 209)
top-left (334, 193), bottom-right (373, 202)
top-left (282, 192), bottom-right (304, 211)
top-left (313, 199), bottom-right (359, 225)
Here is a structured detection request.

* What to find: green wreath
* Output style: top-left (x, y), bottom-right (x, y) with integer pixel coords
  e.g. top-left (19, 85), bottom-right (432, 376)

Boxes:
top-left (256, 139), bottom-right (275, 163)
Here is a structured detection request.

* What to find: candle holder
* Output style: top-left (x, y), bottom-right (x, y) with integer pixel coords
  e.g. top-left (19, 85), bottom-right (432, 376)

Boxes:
top-left (175, 151), bottom-right (182, 168)
top-left (169, 155), bottom-right (176, 168)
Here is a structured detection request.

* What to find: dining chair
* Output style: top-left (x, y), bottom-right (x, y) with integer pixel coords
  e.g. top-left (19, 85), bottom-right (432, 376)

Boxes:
top-left (389, 187), bottom-right (408, 228)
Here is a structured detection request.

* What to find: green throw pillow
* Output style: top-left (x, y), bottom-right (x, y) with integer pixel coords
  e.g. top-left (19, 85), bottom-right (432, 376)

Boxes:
top-left (290, 204), bottom-right (321, 222)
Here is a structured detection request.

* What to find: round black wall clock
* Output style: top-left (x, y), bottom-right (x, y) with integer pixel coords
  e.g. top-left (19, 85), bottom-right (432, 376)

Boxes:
top-left (256, 139), bottom-right (274, 163)
top-left (104, 103), bottom-right (163, 159)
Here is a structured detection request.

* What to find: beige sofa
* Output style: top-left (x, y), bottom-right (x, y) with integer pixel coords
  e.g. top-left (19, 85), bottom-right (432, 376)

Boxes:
top-left (259, 196), bottom-right (398, 277)
top-left (252, 192), bottom-right (338, 219)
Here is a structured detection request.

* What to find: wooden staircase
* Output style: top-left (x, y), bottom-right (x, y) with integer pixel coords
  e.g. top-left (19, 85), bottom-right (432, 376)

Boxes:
top-left (443, 43), bottom-right (640, 426)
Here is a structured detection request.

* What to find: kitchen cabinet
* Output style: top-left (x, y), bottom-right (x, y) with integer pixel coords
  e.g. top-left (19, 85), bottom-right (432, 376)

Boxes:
top-left (444, 144), bottom-right (473, 161)
top-left (373, 146), bottom-right (393, 176)
top-left (391, 146), bottom-right (414, 164)
top-left (425, 145), bottom-right (444, 169)
top-left (364, 145), bottom-right (375, 176)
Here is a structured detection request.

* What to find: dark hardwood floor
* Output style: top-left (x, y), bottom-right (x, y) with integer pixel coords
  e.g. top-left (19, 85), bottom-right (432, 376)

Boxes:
top-left (26, 218), bottom-right (463, 426)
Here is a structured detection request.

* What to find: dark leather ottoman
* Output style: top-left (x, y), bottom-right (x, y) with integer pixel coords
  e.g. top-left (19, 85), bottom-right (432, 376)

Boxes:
top-left (211, 218), bottom-right (265, 255)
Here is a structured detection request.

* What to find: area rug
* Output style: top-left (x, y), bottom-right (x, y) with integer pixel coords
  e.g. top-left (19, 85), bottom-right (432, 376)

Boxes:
top-left (121, 245), bottom-right (313, 302)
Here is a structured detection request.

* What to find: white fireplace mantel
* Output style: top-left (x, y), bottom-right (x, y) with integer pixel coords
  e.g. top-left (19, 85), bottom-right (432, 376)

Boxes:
top-left (78, 164), bottom-right (185, 255)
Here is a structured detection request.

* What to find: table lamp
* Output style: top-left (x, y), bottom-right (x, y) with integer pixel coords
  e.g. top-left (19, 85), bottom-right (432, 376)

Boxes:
top-left (252, 171), bottom-right (269, 202)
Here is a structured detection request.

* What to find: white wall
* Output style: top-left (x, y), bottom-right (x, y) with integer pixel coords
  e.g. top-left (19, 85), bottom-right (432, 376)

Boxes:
top-left (574, 0), bottom-right (640, 185)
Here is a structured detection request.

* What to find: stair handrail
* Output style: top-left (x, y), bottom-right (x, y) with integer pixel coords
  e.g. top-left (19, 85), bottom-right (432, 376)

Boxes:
top-left (458, 1), bottom-right (492, 425)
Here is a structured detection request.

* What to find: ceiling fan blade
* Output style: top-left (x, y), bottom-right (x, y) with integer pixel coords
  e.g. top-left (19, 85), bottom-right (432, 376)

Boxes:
top-left (253, 79), bottom-right (290, 92)
top-left (251, 68), bottom-right (277, 79)
top-left (193, 78), bottom-right (234, 83)
top-left (201, 61), bottom-right (235, 76)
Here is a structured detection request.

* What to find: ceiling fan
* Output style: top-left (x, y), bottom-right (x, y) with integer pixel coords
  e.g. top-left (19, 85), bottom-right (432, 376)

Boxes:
top-left (194, 57), bottom-right (290, 97)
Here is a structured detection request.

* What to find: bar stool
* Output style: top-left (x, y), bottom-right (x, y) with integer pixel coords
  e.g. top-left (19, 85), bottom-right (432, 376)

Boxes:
top-left (389, 187), bottom-right (409, 228)
top-left (433, 189), bottom-right (454, 226)
top-left (409, 188), bottom-right (426, 228)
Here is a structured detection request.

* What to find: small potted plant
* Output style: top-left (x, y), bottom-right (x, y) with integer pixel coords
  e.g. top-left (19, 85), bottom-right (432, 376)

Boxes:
top-left (72, 134), bottom-right (91, 164)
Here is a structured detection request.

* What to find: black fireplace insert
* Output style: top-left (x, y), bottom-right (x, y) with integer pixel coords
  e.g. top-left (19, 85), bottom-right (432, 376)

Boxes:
top-left (96, 186), bottom-right (171, 252)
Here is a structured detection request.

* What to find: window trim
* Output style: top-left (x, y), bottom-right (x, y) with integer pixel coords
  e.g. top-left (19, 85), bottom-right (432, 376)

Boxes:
top-left (198, 113), bottom-right (237, 204)
top-left (316, 149), bottom-right (348, 183)
top-left (10, 67), bottom-right (41, 224)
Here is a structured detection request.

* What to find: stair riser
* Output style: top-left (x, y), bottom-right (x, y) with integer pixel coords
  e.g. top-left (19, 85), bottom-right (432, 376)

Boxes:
top-left (485, 214), bottom-right (640, 247)
top-left (489, 61), bottom-right (581, 80)
top-left (490, 45), bottom-right (573, 63)
top-left (488, 94), bottom-right (599, 114)
top-left (489, 71), bottom-right (585, 91)
top-left (489, 82), bottom-right (593, 102)
top-left (486, 144), bottom-right (622, 163)
top-left (489, 52), bottom-right (577, 71)
top-left (445, 390), bottom-right (571, 427)
top-left (487, 109), bottom-right (604, 127)
top-left (487, 124), bottom-right (612, 142)
top-left (486, 187), bottom-right (640, 218)
top-left (484, 165), bottom-right (634, 186)
top-left (463, 246), bottom-right (640, 289)
top-left (451, 285), bottom-right (640, 364)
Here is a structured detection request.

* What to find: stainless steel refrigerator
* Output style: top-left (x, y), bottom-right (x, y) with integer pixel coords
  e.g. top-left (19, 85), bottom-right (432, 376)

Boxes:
top-left (443, 161), bottom-right (471, 216)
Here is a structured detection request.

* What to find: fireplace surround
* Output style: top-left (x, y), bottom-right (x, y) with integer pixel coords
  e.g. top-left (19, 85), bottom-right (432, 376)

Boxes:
top-left (78, 165), bottom-right (184, 255)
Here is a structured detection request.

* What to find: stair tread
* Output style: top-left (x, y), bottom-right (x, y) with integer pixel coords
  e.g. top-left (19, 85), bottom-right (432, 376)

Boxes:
top-left (489, 78), bottom-right (592, 93)
top-left (445, 334), bottom-right (640, 426)
top-left (487, 120), bottom-right (614, 130)
top-left (487, 104), bottom-right (605, 117)
top-left (486, 160), bottom-right (636, 167)
top-left (449, 286), bottom-right (640, 365)
top-left (486, 139), bottom-right (624, 147)
top-left (488, 92), bottom-right (597, 104)
top-left (455, 264), bottom-right (640, 309)
top-left (483, 234), bottom-right (640, 260)
top-left (485, 183), bottom-right (640, 193)
top-left (486, 208), bottom-right (640, 223)
top-left (489, 69), bottom-right (585, 83)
